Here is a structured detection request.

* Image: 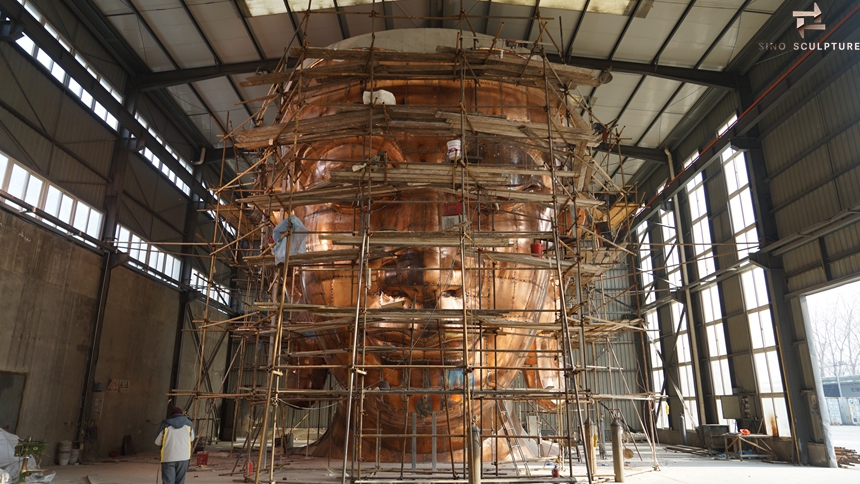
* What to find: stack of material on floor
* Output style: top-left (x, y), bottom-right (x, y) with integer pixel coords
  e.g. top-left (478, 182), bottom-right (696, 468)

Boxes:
top-left (835, 447), bottom-right (859, 467)
top-left (665, 445), bottom-right (712, 456)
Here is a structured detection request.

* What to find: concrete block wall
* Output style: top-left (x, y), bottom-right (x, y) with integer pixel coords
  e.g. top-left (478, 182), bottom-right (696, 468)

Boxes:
top-left (0, 210), bottom-right (100, 446)
top-left (93, 267), bottom-right (179, 455)
top-left (0, 209), bottom-right (182, 460)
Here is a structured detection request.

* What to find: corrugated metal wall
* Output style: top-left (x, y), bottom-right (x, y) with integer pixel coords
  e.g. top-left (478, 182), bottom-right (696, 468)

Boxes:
top-left (0, 42), bottom-right (112, 209)
top-left (136, 95), bottom-right (199, 164)
top-left (748, 1), bottom-right (860, 296)
top-left (30, 0), bottom-right (127, 92)
top-left (628, 0), bottom-right (860, 459)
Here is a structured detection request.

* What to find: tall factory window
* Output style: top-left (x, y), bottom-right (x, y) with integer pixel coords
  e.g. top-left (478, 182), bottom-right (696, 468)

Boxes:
top-left (13, 1), bottom-right (123, 131)
top-left (702, 285), bottom-right (732, 425)
top-left (741, 267), bottom-right (790, 437)
top-left (644, 310), bottom-right (668, 428)
top-left (669, 301), bottom-right (698, 429)
top-left (685, 172), bottom-right (715, 278)
top-left (636, 222), bottom-right (656, 305)
top-left (660, 208), bottom-right (682, 290)
top-left (0, 150), bottom-right (103, 243)
top-left (722, 144), bottom-right (758, 260)
top-left (114, 225), bottom-right (182, 284)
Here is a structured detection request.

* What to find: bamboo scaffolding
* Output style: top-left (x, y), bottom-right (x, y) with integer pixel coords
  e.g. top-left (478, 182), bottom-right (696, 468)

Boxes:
top-left (172, 7), bottom-right (658, 484)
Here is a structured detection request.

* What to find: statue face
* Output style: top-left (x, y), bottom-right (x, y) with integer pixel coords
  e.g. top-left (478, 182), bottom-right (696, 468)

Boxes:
top-left (289, 76), bottom-right (571, 457)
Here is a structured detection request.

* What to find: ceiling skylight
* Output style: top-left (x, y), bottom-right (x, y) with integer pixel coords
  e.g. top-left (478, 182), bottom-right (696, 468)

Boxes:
top-left (242, 0), bottom-right (651, 16)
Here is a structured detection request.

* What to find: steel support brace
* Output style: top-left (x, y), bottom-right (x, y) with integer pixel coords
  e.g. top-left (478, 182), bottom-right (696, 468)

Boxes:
top-left (635, 4), bottom-right (860, 228)
top-left (744, 132), bottom-right (828, 465)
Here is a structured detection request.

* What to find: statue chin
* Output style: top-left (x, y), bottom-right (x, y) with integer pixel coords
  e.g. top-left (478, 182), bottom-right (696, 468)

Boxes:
top-left (276, 48), bottom-right (592, 462)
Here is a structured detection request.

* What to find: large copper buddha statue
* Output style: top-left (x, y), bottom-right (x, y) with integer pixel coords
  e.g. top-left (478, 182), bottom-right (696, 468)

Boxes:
top-left (236, 29), bottom-right (607, 464)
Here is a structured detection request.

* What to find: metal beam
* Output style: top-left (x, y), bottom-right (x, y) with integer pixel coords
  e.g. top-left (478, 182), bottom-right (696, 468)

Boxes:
top-left (693, 0), bottom-right (754, 69)
top-left (175, 0), bottom-right (254, 119)
top-left (137, 52), bottom-right (737, 92)
top-left (744, 129), bottom-right (822, 464)
top-left (633, 2), bottom-right (860, 228)
top-left (0, 0), bottom-right (213, 204)
top-left (564, 55), bottom-right (736, 89)
top-left (595, 143), bottom-right (667, 164)
top-left (653, 0), bottom-right (697, 64)
top-left (227, 0), bottom-right (266, 60)
top-left (332, 0), bottom-right (351, 40)
top-left (608, 0), bottom-right (645, 60)
top-left (134, 59), bottom-right (283, 91)
top-left (659, 0), bottom-right (810, 155)
top-left (524, 0), bottom-right (540, 45)
top-left (727, 0), bottom-right (813, 75)
top-left (609, 82), bottom-right (685, 180)
top-left (61, 0), bottom-right (212, 150)
top-left (381, 0), bottom-right (394, 32)
top-left (565, 0), bottom-right (591, 61)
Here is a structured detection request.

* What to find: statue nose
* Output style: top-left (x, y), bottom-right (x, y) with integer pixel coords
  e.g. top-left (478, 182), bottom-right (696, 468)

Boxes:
top-left (376, 249), bottom-right (462, 309)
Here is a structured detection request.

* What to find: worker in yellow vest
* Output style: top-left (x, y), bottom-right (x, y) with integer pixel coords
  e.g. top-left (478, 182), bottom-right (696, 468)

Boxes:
top-left (154, 407), bottom-right (195, 484)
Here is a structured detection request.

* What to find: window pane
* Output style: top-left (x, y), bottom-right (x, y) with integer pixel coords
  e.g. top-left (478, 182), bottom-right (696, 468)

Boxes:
top-left (117, 226), bottom-right (130, 246)
top-left (50, 62), bottom-right (65, 82)
top-left (693, 219), bottom-right (711, 247)
top-left (106, 113), bottom-right (118, 131)
top-left (773, 397), bottom-right (791, 437)
top-left (68, 77), bottom-right (83, 97)
top-left (768, 351), bottom-right (783, 392)
top-left (58, 194), bottom-right (73, 223)
top-left (171, 258), bottom-right (181, 280)
top-left (720, 359), bottom-right (732, 396)
top-left (739, 189), bottom-right (755, 223)
top-left (749, 313), bottom-right (764, 349)
top-left (761, 397), bottom-right (791, 437)
top-left (35, 49), bottom-right (53, 70)
top-left (93, 102), bottom-right (107, 120)
top-left (760, 310), bottom-right (775, 347)
top-left (8, 164), bottom-right (28, 199)
top-left (755, 352), bottom-right (772, 393)
top-left (130, 235), bottom-right (142, 261)
top-left (0, 153), bottom-right (8, 186)
top-left (702, 287), bottom-right (722, 322)
top-left (697, 255), bottom-right (715, 277)
top-left (80, 90), bottom-right (93, 107)
top-left (155, 250), bottom-right (166, 273)
top-left (15, 35), bottom-right (36, 55)
top-left (729, 194), bottom-right (744, 232)
top-left (43, 186), bottom-right (61, 216)
top-left (86, 210), bottom-right (102, 239)
top-left (686, 400), bottom-right (698, 429)
top-left (72, 203), bottom-right (89, 231)
top-left (24, 174), bottom-right (43, 206)
top-left (652, 370), bottom-right (664, 394)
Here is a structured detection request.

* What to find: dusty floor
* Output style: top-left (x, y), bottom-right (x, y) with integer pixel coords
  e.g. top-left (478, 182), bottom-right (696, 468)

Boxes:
top-left (830, 425), bottom-right (860, 451)
top-left (30, 439), bottom-right (858, 484)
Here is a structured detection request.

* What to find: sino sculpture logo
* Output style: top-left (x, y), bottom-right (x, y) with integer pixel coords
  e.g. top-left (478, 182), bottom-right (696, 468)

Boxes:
top-left (793, 3), bottom-right (826, 38)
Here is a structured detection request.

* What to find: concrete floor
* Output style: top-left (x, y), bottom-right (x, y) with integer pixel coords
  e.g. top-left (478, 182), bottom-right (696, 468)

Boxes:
top-left (830, 425), bottom-right (860, 451)
top-left (31, 439), bottom-right (858, 484)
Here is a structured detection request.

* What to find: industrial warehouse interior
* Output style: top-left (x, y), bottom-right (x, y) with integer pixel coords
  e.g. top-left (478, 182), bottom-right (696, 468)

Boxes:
top-left (2, 1), bottom-right (860, 483)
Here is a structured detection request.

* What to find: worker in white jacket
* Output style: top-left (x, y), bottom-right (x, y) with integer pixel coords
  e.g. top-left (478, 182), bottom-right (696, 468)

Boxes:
top-left (154, 407), bottom-right (195, 484)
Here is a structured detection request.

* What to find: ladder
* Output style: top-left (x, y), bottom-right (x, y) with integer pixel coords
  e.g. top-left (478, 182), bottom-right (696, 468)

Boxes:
top-left (496, 401), bottom-right (531, 476)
